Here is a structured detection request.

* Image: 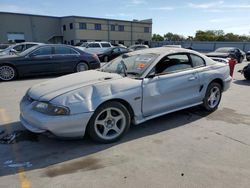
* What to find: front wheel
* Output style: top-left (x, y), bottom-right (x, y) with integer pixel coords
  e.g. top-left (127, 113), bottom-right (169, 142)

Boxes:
top-left (104, 56), bottom-right (109, 62)
top-left (202, 82), bottom-right (222, 112)
top-left (87, 101), bottom-right (131, 143)
top-left (0, 65), bottom-right (17, 81)
top-left (76, 62), bottom-right (89, 72)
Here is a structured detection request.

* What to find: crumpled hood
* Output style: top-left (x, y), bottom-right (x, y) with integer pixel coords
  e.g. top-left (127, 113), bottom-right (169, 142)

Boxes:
top-left (206, 52), bottom-right (229, 58)
top-left (28, 70), bottom-right (123, 101)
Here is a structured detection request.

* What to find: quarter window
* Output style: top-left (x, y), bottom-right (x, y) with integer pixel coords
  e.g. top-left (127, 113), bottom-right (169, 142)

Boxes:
top-left (190, 54), bottom-right (205, 67)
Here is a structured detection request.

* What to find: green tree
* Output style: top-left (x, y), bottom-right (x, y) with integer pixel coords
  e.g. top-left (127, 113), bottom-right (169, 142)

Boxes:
top-left (164, 32), bottom-right (185, 41)
top-left (152, 34), bottom-right (164, 41)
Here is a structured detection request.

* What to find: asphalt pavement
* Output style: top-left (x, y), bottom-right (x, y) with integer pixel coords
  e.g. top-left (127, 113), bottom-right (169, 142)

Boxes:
top-left (0, 61), bottom-right (250, 188)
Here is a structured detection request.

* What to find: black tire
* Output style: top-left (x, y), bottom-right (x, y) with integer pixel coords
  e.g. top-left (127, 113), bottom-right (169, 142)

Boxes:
top-left (75, 62), bottom-right (89, 72)
top-left (104, 56), bottom-right (109, 62)
top-left (244, 71), bottom-right (250, 80)
top-left (202, 82), bottom-right (222, 112)
top-left (87, 101), bottom-right (131, 143)
top-left (0, 65), bottom-right (17, 81)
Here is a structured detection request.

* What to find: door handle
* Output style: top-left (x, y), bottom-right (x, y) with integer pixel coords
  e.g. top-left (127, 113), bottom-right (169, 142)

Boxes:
top-left (188, 76), bottom-right (197, 81)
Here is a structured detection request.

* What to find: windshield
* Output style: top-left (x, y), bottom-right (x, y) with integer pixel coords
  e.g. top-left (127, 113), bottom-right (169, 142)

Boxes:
top-left (100, 53), bottom-right (158, 78)
top-left (215, 48), bottom-right (233, 53)
top-left (80, 42), bottom-right (88, 47)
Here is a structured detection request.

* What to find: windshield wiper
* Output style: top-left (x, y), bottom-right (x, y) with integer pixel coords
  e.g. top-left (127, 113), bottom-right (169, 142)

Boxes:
top-left (126, 71), bottom-right (140, 75)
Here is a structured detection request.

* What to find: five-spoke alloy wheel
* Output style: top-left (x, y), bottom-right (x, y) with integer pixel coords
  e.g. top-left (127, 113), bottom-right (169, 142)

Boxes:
top-left (203, 82), bottom-right (222, 112)
top-left (87, 101), bottom-right (131, 143)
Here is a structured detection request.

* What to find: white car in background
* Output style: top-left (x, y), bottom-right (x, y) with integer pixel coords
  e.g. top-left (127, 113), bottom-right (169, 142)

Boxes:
top-left (0, 42), bottom-right (42, 56)
top-left (77, 41), bottom-right (113, 54)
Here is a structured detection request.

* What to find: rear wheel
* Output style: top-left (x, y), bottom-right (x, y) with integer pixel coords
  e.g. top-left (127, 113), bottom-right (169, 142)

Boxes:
top-left (244, 70), bottom-right (250, 80)
top-left (87, 101), bottom-right (131, 143)
top-left (76, 62), bottom-right (89, 72)
top-left (202, 82), bottom-right (222, 112)
top-left (0, 65), bottom-right (17, 81)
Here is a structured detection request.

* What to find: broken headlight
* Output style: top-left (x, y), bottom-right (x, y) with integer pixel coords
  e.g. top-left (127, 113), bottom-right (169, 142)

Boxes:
top-left (32, 102), bottom-right (70, 116)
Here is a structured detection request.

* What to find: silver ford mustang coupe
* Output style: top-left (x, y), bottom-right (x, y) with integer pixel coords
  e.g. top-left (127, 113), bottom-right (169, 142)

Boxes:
top-left (20, 47), bottom-right (231, 143)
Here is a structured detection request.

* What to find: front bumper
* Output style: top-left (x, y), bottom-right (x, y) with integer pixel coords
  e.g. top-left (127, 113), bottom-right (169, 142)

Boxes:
top-left (20, 98), bottom-right (93, 138)
top-left (223, 76), bottom-right (232, 92)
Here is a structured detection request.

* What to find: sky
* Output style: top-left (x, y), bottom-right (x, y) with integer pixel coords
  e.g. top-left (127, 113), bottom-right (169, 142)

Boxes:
top-left (1, 0), bottom-right (250, 37)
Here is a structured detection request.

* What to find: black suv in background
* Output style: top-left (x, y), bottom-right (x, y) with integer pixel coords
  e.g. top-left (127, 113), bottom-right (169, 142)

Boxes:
top-left (246, 51), bottom-right (250, 61)
top-left (206, 47), bottom-right (245, 63)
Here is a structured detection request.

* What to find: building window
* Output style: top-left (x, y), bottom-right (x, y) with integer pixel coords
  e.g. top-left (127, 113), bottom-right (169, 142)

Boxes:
top-left (95, 24), bottom-right (102, 30)
top-left (110, 25), bottom-right (115, 31)
top-left (71, 40), bottom-right (74, 45)
top-left (118, 25), bottom-right (124, 32)
top-left (79, 23), bottom-right (87, 30)
top-left (70, 23), bottom-right (73, 30)
top-left (144, 27), bottom-right (150, 33)
top-left (63, 25), bottom-right (66, 31)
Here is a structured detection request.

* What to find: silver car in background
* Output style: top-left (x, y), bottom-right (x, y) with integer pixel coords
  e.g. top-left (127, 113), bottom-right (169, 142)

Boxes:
top-left (20, 47), bottom-right (231, 143)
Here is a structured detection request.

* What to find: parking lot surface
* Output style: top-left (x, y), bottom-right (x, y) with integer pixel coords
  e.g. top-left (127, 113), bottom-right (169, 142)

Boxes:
top-left (0, 61), bottom-right (250, 188)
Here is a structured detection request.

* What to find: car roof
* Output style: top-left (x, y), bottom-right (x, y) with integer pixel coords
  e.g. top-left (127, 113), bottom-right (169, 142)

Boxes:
top-left (15, 42), bottom-right (43, 45)
top-left (127, 47), bottom-right (198, 56)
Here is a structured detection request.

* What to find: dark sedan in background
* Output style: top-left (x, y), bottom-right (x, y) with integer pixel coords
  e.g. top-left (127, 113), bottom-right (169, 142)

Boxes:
top-left (0, 44), bottom-right (100, 81)
top-left (97, 47), bottom-right (130, 62)
top-left (206, 47), bottom-right (245, 63)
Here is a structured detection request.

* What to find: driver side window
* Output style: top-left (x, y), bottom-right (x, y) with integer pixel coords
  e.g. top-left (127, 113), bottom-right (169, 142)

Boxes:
top-left (155, 54), bottom-right (192, 75)
top-left (31, 47), bottom-right (52, 56)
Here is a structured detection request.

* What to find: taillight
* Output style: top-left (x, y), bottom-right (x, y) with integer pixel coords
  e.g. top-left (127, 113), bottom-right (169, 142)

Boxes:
top-left (92, 54), bottom-right (100, 62)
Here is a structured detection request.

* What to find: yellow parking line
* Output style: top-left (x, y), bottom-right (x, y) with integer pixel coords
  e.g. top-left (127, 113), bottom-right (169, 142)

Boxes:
top-left (18, 170), bottom-right (31, 188)
top-left (0, 108), bottom-right (31, 188)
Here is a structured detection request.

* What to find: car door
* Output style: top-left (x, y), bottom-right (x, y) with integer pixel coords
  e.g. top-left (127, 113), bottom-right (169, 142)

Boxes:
top-left (53, 46), bottom-right (80, 73)
top-left (142, 53), bottom-right (201, 117)
top-left (17, 46), bottom-right (55, 75)
top-left (110, 48), bottom-right (121, 59)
